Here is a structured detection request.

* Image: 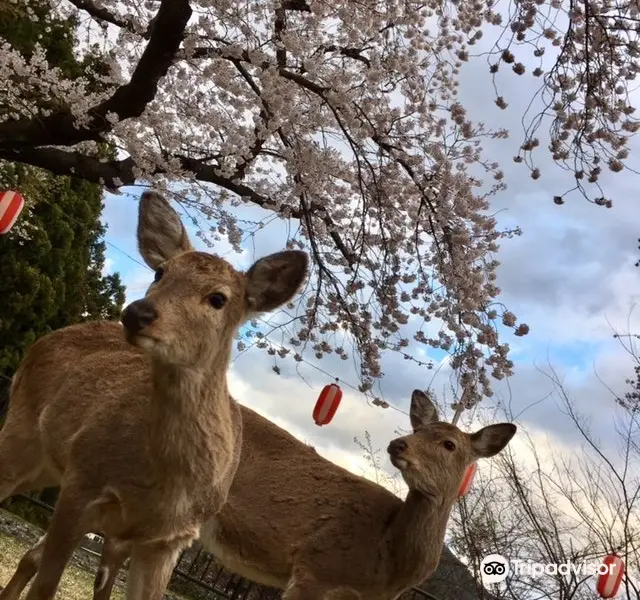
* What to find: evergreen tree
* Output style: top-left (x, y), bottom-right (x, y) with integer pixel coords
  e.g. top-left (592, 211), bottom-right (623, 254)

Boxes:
top-left (0, 163), bottom-right (126, 377)
top-left (0, 1), bottom-right (125, 383)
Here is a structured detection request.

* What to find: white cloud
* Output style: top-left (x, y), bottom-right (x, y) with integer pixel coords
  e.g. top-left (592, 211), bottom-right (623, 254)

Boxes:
top-left (227, 361), bottom-right (407, 481)
top-left (102, 257), bottom-right (114, 276)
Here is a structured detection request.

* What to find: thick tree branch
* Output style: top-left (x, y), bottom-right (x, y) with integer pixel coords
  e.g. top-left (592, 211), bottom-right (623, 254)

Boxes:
top-left (0, 147), bottom-right (136, 188)
top-left (282, 0), bottom-right (311, 11)
top-left (0, 0), bottom-right (191, 149)
top-left (67, 0), bottom-right (138, 33)
top-left (320, 45), bottom-right (371, 67)
top-left (0, 146), bottom-right (267, 205)
top-left (0, 143), bottom-right (356, 266)
top-left (274, 2), bottom-right (287, 68)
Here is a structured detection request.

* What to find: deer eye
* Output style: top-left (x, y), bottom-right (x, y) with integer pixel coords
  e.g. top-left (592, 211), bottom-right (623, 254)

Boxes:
top-left (208, 293), bottom-right (227, 309)
top-left (154, 268), bottom-right (164, 283)
top-left (443, 440), bottom-right (456, 452)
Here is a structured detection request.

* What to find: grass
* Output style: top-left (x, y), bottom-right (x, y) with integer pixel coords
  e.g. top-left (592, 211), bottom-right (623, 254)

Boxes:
top-left (0, 530), bottom-right (125, 600)
top-left (0, 507), bottom-right (224, 600)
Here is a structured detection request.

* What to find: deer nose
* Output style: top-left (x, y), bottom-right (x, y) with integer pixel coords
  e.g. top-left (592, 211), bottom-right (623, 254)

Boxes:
top-left (121, 299), bottom-right (158, 333)
top-left (387, 439), bottom-right (407, 456)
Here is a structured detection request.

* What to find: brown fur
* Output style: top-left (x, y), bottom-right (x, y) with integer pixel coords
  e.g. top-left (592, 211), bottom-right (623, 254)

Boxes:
top-left (201, 396), bottom-right (516, 600)
top-left (0, 190), bottom-right (308, 600)
top-left (90, 390), bottom-right (515, 600)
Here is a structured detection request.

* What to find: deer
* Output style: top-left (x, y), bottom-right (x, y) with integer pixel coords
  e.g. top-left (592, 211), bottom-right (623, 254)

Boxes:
top-left (0, 190), bottom-right (308, 600)
top-left (76, 389), bottom-right (516, 600)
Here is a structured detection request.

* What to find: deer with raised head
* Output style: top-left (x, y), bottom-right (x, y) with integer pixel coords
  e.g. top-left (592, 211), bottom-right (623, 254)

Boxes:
top-left (86, 389), bottom-right (515, 600)
top-left (0, 190), bottom-right (308, 600)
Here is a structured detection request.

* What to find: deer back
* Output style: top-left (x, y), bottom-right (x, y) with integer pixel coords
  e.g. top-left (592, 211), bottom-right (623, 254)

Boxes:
top-left (201, 405), bottom-right (402, 588)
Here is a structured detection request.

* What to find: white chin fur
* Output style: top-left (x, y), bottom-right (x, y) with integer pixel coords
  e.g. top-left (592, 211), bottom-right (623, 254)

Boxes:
top-left (136, 336), bottom-right (157, 351)
top-left (391, 456), bottom-right (408, 470)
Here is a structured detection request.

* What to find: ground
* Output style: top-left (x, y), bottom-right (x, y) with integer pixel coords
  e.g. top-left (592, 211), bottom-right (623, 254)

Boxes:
top-left (0, 509), bottom-right (125, 600)
top-left (0, 533), bottom-right (124, 600)
top-left (0, 507), bottom-right (267, 600)
top-left (0, 508), bottom-right (126, 600)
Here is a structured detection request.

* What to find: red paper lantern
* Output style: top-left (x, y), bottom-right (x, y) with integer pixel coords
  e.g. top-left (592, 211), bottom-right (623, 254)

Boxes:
top-left (313, 383), bottom-right (342, 426)
top-left (457, 462), bottom-right (477, 498)
top-left (597, 554), bottom-right (624, 598)
top-left (0, 190), bottom-right (25, 235)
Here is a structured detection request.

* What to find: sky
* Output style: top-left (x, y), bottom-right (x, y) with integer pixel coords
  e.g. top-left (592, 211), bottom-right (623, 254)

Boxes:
top-left (99, 42), bottom-right (640, 494)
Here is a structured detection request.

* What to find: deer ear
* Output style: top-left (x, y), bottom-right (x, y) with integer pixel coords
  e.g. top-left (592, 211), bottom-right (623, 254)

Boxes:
top-left (409, 390), bottom-right (438, 431)
top-left (137, 191), bottom-right (194, 270)
top-left (245, 251), bottom-right (308, 314)
top-left (470, 423), bottom-right (517, 458)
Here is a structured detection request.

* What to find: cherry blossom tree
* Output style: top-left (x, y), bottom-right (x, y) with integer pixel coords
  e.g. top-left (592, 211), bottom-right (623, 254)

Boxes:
top-left (1, 0), bottom-right (636, 405)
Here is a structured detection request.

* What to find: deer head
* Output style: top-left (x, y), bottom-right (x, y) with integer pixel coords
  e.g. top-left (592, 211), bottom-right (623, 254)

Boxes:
top-left (120, 191), bottom-right (308, 367)
top-left (387, 389), bottom-right (516, 499)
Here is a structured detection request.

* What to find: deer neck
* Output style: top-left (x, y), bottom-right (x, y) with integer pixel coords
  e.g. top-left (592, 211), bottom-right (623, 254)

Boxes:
top-left (383, 490), bottom-right (454, 585)
top-left (147, 350), bottom-right (233, 473)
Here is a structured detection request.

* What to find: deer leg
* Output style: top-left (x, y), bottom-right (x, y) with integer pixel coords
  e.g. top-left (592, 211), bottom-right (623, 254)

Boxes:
top-left (125, 541), bottom-right (185, 600)
top-left (281, 569), bottom-right (326, 600)
top-left (21, 484), bottom-right (91, 600)
top-left (0, 536), bottom-right (46, 600)
top-left (93, 538), bottom-right (131, 600)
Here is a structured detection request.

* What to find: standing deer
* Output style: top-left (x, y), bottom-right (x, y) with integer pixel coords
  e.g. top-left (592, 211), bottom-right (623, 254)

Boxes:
top-left (0, 190), bottom-right (308, 600)
top-left (84, 389), bottom-right (515, 600)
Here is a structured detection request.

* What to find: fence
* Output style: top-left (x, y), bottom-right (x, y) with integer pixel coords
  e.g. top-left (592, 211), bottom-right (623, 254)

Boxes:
top-left (6, 494), bottom-right (440, 600)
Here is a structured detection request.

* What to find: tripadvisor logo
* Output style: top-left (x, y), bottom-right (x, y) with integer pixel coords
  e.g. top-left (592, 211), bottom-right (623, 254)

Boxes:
top-left (481, 554), bottom-right (510, 584)
top-left (480, 554), bottom-right (620, 585)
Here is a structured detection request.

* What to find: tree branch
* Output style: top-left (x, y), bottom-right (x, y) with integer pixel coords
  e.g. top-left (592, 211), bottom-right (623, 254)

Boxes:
top-left (320, 45), bottom-right (371, 67)
top-left (0, 146), bottom-right (267, 204)
top-left (282, 0), bottom-right (311, 11)
top-left (227, 59), bottom-right (275, 181)
top-left (0, 0), bottom-right (191, 149)
top-left (0, 147), bottom-right (136, 188)
top-left (0, 143), bottom-right (356, 266)
top-left (66, 0), bottom-right (138, 33)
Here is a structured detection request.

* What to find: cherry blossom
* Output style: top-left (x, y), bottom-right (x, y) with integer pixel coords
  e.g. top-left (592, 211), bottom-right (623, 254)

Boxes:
top-left (2, 0), bottom-right (635, 406)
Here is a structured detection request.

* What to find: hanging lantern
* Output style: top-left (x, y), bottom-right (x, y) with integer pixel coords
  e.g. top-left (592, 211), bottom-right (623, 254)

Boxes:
top-left (596, 554), bottom-right (624, 598)
top-left (0, 190), bottom-right (25, 235)
top-left (313, 382), bottom-right (342, 426)
top-left (457, 462), bottom-right (477, 498)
